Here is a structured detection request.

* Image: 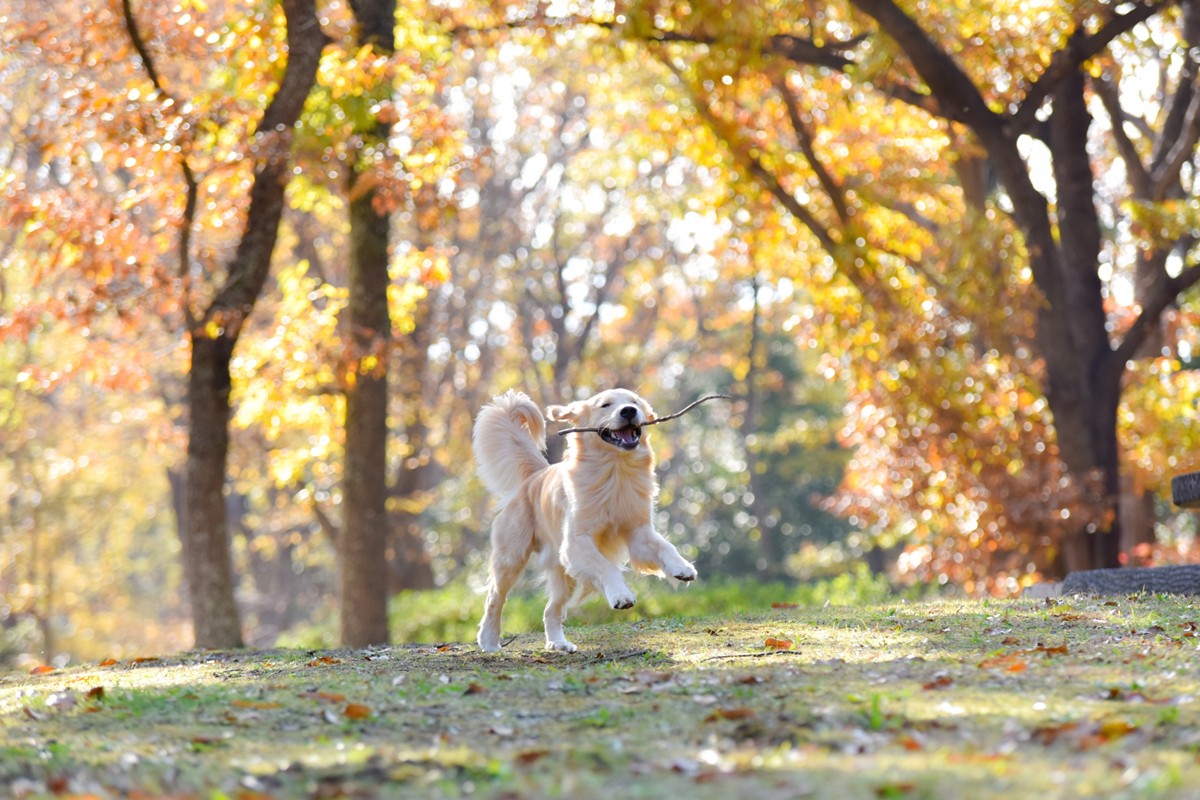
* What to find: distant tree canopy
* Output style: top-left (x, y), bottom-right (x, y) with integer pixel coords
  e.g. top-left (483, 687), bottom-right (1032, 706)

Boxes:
top-left (3, 0), bottom-right (1200, 657)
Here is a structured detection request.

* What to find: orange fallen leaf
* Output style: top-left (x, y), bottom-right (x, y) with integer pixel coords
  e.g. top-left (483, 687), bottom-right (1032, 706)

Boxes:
top-left (922, 675), bottom-right (954, 690)
top-left (86, 686), bottom-right (106, 702)
top-left (771, 602), bottom-right (798, 610)
top-left (705, 707), bottom-right (755, 722)
top-left (308, 656), bottom-right (342, 667)
top-left (343, 703), bottom-right (372, 719)
top-left (29, 665), bottom-right (54, 675)
top-left (98, 658), bottom-right (118, 667)
top-left (130, 656), bottom-right (160, 664)
top-left (764, 638), bottom-right (793, 651)
top-left (463, 682), bottom-right (486, 696)
top-left (299, 691), bottom-right (345, 704)
top-left (978, 652), bottom-right (1028, 671)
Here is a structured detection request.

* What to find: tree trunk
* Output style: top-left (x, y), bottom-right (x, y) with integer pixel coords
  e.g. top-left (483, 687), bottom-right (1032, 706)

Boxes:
top-left (183, 333), bottom-right (244, 648)
top-left (340, 187), bottom-right (394, 646)
top-left (179, 0), bottom-right (327, 650)
top-left (339, 0), bottom-right (397, 646)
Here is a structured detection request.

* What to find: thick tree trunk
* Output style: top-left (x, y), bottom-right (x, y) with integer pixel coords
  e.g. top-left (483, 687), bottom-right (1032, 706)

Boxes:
top-left (340, 190), bottom-right (393, 646)
top-left (178, 0), bottom-right (326, 649)
top-left (183, 334), bottom-right (244, 648)
top-left (338, 0), bottom-right (397, 647)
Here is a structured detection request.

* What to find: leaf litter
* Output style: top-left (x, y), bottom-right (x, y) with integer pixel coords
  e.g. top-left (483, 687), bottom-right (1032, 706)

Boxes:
top-left (3, 595), bottom-right (1200, 798)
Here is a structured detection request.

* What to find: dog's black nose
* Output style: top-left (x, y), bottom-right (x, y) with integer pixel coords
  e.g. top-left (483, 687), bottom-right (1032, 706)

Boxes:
top-left (619, 405), bottom-right (638, 421)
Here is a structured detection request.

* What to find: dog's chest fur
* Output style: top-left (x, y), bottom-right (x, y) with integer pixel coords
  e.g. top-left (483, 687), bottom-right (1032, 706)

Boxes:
top-left (569, 453), bottom-right (655, 530)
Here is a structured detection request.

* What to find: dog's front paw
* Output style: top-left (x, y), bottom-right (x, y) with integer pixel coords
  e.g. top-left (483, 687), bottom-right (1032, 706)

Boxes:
top-left (610, 593), bottom-right (636, 610)
top-left (546, 639), bottom-right (577, 653)
top-left (674, 564), bottom-right (697, 582)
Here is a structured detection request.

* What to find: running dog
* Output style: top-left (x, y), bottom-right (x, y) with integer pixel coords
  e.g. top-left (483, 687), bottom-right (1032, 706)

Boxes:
top-left (473, 388), bottom-right (697, 652)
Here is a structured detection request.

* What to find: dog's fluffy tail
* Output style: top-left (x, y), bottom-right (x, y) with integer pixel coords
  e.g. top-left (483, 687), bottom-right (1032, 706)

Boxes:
top-left (473, 390), bottom-right (550, 499)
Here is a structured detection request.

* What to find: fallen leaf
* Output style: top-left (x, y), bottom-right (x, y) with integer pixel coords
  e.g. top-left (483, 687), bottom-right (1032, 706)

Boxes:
top-left (764, 638), bottom-right (793, 651)
top-left (922, 675), bottom-right (954, 691)
top-left (463, 682), bottom-right (486, 696)
top-left (130, 657), bottom-right (160, 665)
top-left (771, 602), bottom-right (799, 610)
top-left (23, 706), bottom-right (49, 721)
top-left (705, 707), bottom-right (755, 722)
top-left (736, 674), bottom-right (769, 685)
top-left (29, 665), bottom-right (54, 675)
top-left (308, 656), bottom-right (341, 667)
top-left (515, 749), bottom-right (549, 766)
top-left (978, 652), bottom-right (1027, 672)
top-left (299, 691), bottom-right (345, 703)
top-left (98, 658), bottom-right (118, 667)
top-left (490, 725), bottom-right (514, 737)
top-left (343, 703), bottom-right (372, 719)
top-left (86, 686), bottom-right (106, 702)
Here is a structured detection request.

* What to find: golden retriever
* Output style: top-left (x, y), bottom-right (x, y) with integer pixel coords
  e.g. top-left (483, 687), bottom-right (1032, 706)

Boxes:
top-left (473, 388), bottom-right (697, 652)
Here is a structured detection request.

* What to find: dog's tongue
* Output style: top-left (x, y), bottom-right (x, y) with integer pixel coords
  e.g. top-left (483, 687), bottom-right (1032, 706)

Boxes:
top-left (614, 428), bottom-right (638, 446)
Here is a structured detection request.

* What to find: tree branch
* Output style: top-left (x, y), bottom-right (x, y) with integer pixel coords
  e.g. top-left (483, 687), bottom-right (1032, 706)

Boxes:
top-left (120, 0), bottom-right (202, 327)
top-left (1112, 256), bottom-right (1200, 366)
top-left (1011, 1), bottom-right (1166, 132)
top-left (1092, 70), bottom-right (1151, 196)
top-left (848, 0), bottom-right (1005, 143)
top-left (772, 72), bottom-right (849, 224)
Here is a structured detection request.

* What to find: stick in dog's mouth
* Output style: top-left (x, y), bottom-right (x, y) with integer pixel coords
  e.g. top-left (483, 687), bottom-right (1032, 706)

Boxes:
top-left (557, 394), bottom-right (733, 438)
top-left (598, 425), bottom-right (642, 450)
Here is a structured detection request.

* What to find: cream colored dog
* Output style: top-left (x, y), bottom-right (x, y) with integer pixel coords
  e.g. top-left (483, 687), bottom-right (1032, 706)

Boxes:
top-left (473, 388), bottom-right (697, 652)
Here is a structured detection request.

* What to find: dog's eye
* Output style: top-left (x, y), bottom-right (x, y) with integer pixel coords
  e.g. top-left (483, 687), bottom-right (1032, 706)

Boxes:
top-left (600, 402), bottom-right (612, 408)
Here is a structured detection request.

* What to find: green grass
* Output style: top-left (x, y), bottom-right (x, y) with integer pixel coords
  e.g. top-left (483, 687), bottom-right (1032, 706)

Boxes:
top-left (282, 567), bottom-right (898, 648)
top-left (4, 593), bottom-right (1200, 798)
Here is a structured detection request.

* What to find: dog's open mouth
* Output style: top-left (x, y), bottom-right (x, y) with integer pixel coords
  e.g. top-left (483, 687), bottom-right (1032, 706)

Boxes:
top-left (599, 425), bottom-right (641, 450)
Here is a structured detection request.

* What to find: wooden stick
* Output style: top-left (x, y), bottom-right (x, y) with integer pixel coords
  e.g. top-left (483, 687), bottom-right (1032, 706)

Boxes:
top-left (556, 394), bottom-right (733, 436)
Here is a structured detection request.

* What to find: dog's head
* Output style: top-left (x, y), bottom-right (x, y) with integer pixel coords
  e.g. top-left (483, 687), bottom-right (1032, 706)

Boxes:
top-left (547, 388), bottom-right (656, 453)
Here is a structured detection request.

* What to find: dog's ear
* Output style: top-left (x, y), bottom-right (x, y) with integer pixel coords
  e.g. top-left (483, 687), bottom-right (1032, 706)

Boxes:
top-left (546, 401), bottom-right (583, 422)
top-left (639, 399), bottom-right (657, 422)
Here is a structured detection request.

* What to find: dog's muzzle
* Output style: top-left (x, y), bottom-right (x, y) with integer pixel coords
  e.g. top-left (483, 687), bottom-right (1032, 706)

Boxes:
top-left (600, 425), bottom-right (642, 450)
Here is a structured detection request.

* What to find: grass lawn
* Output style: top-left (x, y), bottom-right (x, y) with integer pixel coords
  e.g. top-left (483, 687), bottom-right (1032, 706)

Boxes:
top-left (3, 593), bottom-right (1200, 798)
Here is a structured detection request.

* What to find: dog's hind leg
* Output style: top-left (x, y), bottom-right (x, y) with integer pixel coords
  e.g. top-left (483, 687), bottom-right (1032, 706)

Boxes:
top-left (477, 513), bottom-right (532, 652)
top-left (542, 564), bottom-right (577, 653)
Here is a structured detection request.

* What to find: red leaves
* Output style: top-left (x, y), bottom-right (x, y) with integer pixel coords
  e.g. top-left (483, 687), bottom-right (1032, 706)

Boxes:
top-left (764, 638), bottom-right (794, 651)
top-left (29, 665), bottom-right (55, 675)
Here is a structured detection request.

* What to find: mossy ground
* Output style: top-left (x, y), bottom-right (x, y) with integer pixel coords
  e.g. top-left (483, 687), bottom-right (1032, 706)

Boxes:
top-left (4, 594), bottom-right (1200, 799)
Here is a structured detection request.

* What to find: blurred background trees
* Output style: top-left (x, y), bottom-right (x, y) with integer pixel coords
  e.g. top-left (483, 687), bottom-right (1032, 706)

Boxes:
top-left (4, 0), bottom-right (1200, 662)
